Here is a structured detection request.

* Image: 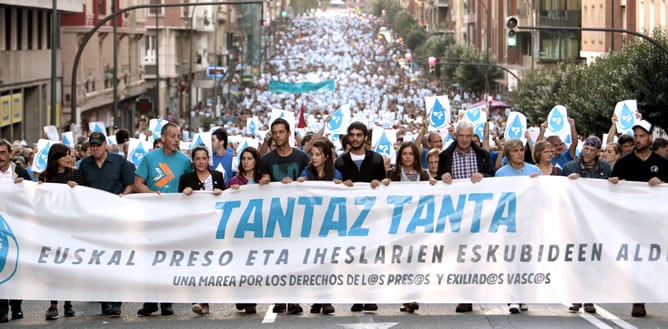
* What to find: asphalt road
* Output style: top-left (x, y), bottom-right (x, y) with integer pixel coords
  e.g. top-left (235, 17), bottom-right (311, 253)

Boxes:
top-left (3, 302), bottom-right (668, 328)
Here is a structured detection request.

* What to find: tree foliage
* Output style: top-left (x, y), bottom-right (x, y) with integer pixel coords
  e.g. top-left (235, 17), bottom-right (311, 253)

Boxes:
top-left (511, 29), bottom-right (668, 134)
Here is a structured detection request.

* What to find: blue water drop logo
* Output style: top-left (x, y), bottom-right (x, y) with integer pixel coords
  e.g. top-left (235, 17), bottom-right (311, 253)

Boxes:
top-left (548, 107), bottom-right (566, 132)
top-left (474, 123), bottom-right (485, 142)
top-left (248, 120), bottom-right (256, 134)
top-left (279, 112), bottom-right (285, 118)
top-left (153, 120), bottom-right (163, 138)
top-left (192, 135), bottom-right (205, 148)
top-left (63, 135), bottom-right (72, 147)
top-left (93, 124), bottom-right (105, 133)
top-left (130, 143), bottom-right (146, 166)
top-left (374, 132), bottom-right (392, 156)
top-left (466, 108), bottom-right (481, 122)
top-left (564, 134), bottom-right (572, 145)
top-left (35, 142), bottom-right (51, 172)
top-left (619, 103), bottom-right (634, 130)
top-left (237, 141), bottom-right (248, 164)
top-left (430, 100), bottom-right (446, 127)
top-left (327, 109), bottom-right (344, 131)
top-left (0, 215), bottom-right (19, 285)
top-left (508, 115), bottom-right (523, 139)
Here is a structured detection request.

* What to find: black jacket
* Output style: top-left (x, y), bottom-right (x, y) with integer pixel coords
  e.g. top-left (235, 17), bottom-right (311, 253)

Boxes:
top-left (436, 142), bottom-right (494, 177)
top-left (178, 169), bottom-right (226, 192)
top-left (334, 150), bottom-right (386, 182)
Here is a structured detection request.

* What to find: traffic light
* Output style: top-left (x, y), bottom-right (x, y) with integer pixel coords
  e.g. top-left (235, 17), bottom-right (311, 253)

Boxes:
top-left (505, 16), bottom-right (518, 47)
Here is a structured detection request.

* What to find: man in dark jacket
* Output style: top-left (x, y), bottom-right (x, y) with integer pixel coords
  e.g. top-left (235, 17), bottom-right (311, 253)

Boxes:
top-left (334, 121), bottom-right (384, 312)
top-left (437, 120), bottom-right (495, 184)
top-left (435, 120), bottom-right (494, 313)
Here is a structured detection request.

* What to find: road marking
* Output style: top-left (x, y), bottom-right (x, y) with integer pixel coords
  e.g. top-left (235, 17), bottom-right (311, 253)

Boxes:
top-left (596, 305), bottom-right (638, 329)
top-left (262, 305), bottom-right (277, 323)
top-left (338, 323), bottom-right (398, 329)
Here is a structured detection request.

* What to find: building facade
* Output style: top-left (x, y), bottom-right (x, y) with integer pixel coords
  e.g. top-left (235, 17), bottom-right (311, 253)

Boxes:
top-left (0, 0), bottom-right (84, 143)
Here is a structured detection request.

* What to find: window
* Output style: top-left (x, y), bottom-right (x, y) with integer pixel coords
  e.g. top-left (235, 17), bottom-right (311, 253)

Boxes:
top-left (144, 35), bottom-right (156, 63)
top-left (181, 0), bottom-right (190, 18)
top-left (599, 4), bottom-right (603, 43)
top-left (98, 0), bottom-right (107, 16)
top-left (16, 8), bottom-right (22, 50)
top-left (590, 5), bottom-right (595, 43)
top-left (27, 10), bottom-right (33, 50)
top-left (149, 0), bottom-right (163, 16)
top-left (583, 6), bottom-right (587, 44)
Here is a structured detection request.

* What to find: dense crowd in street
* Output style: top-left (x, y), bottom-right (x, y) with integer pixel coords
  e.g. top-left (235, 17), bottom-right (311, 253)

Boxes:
top-left (2, 8), bottom-right (668, 324)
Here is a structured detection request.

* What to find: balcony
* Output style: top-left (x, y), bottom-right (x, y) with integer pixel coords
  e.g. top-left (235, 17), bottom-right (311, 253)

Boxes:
top-left (437, 0), bottom-right (448, 7)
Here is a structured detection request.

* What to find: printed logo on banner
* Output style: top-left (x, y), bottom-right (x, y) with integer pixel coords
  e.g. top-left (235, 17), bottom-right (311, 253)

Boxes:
top-left (192, 135), bottom-right (206, 148)
top-left (430, 100), bottom-right (447, 128)
top-left (35, 142), bottom-right (52, 172)
top-left (130, 142), bottom-right (147, 166)
top-left (619, 103), bottom-right (635, 131)
top-left (0, 215), bottom-right (19, 285)
top-left (375, 131), bottom-right (392, 157)
top-left (466, 107), bottom-right (481, 122)
top-left (507, 115), bottom-right (523, 139)
top-left (547, 106), bottom-right (567, 133)
top-left (327, 109), bottom-right (344, 131)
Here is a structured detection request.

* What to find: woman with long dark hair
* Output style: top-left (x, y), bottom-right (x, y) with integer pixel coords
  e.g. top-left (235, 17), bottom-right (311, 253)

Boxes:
top-left (381, 142), bottom-right (433, 313)
top-left (39, 143), bottom-right (85, 320)
top-left (226, 146), bottom-right (261, 314)
top-left (297, 139), bottom-right (341, 315)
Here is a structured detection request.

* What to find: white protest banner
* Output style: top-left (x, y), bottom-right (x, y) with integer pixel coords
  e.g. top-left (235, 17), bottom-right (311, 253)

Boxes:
top-left (32, 139), bottom-right (56, 174)
top-left (425, 95), bottom-right (451, 130)
top-left (43, 126), bottom-right (59, 141)
top-left (504, 111), bottom-right (528, 145)
top-left (246, 116), bottom-right (260, 136)
top-left (465, 106), bottom-right (487, 142)
top-left (126, 138), bottom-right (152, 167)
top-left (88, 121), bottom-right (106, 135)
top-left (614, 99), bottom-right (638, 136)
top-left (371, 127), bottom-right (396, 160)
top-left (325, 104), bottom-right (352, 135)
top-left (1, 178), bottom-right (668, 303)
top-left (148, 118), bottom-right (168, 140)
top-left (61, 131), bottom-right (75, 147)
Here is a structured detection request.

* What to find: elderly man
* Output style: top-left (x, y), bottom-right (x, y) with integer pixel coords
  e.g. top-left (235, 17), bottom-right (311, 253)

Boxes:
top-left (436, 120), bottom-right (494, 313)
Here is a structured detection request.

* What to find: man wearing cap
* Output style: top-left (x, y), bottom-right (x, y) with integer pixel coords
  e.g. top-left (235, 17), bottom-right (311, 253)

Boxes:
top-left (561, 136), bottom-right (612, 180)
top-left (560, 136), bottom-right (611, 314)
top-left (609, 119), bottom-right (668, 317)
top-left (78, 132), bottom-right (135, 316)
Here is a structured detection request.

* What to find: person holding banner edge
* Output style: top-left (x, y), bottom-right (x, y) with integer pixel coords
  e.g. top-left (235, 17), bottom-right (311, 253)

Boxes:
top-left (0, 139), bottom-right (29, 323)
top-left (537, 117), bottom-right (578, 169)
top-left (258, 118), bottom-right (310, 315)
top-left (134, 122), bottom-right (193, 317)
top-left (608, 119), bottom-right (668, 317)
top-left (334, 121), bottom-right (385, 312)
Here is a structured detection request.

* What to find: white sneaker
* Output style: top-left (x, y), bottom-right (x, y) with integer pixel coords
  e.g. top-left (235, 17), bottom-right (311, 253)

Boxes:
top-left (508, 303), bottom-right (520, 314)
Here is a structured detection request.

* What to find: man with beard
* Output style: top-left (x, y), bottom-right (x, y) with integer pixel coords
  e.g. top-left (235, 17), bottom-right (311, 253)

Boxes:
top-left (609, 120), bottom-right (668, 317)
top-left (334, 121), bottom-right (385, 312)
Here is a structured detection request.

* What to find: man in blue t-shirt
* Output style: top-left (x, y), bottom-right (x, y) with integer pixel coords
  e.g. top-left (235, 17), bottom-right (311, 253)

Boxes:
top-left (135, 123), bottom-right (192, 194)
top-left (211, 128), bottom-right (234, 186)
top-left (133, 123), bottom-right (192, 317)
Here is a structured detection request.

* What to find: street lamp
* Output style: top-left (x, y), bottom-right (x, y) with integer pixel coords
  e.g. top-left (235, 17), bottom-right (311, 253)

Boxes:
top-left (221, 48), bottom-right (230, 107)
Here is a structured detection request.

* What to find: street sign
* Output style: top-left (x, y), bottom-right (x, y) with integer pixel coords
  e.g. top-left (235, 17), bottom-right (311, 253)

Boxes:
top-left (206, 66), bottom-right (227, 80)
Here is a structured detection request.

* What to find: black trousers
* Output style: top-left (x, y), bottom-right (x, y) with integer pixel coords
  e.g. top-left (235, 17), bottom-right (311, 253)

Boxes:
top-left (0, 300), bottom-right (21, 315)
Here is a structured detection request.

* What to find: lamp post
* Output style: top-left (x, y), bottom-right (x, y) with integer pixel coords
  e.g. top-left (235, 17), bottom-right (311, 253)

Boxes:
top-left (221, 48), bottom-right (229, 107)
